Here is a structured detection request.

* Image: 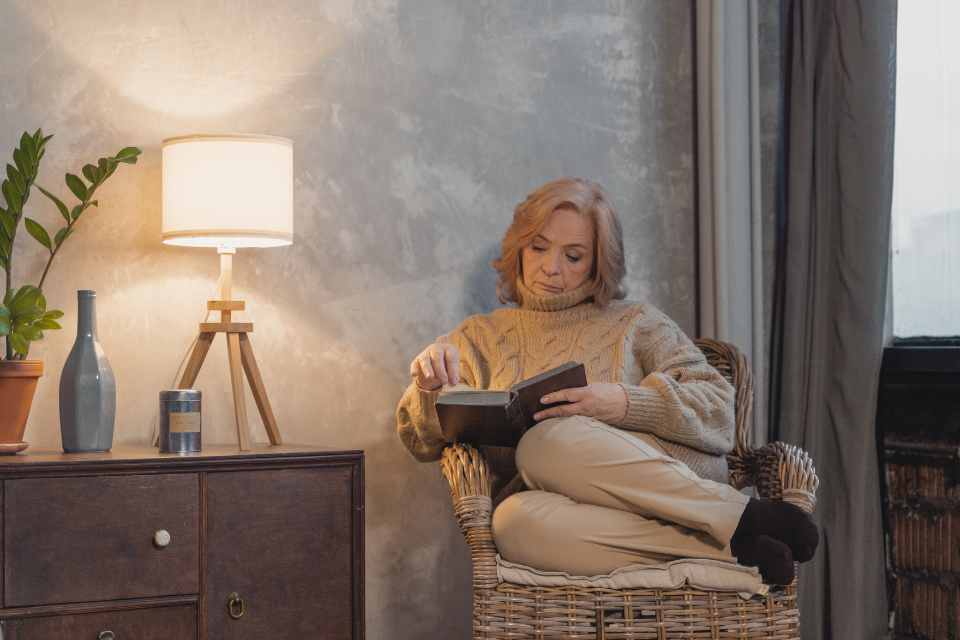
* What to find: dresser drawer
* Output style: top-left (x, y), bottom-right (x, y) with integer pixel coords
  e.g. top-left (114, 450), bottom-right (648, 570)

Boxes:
top-left (5, 474), bottom-right (200, 606)
top-left (3, 604), bottom-right (197, 639)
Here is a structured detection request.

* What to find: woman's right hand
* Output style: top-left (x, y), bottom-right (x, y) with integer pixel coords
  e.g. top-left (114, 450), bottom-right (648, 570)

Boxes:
top-left (410, 336), bottom-right (461, 391)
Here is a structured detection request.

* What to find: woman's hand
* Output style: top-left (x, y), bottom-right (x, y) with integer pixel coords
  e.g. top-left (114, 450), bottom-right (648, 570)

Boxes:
top-left (533, 383), bottom-right (628, 425)
top-left (409, 336), bottom-right (461, 391)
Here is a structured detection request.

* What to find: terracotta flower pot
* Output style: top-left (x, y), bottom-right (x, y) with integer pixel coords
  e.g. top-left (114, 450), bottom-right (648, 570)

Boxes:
top-left (0, 360), bottom-right (44, 454)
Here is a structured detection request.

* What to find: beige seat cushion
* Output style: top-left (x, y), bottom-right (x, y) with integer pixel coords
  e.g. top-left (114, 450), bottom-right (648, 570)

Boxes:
top-left (496, 555), bottom-right (768, 598)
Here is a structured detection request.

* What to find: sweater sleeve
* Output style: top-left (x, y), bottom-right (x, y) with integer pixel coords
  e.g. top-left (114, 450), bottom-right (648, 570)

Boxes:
top-left (395, 319), bottom-right (485, 462)
top-left (615, 305), bottom-right (736, 455)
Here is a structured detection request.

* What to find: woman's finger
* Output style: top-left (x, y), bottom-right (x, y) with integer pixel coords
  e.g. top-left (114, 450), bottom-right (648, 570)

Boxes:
top-left (418, 355), bottom-right (434, 381)
top-left (444, 346), bottom-right (460, 385)
top-left (533, 401), bottom-right (584, 421)
top-left (541, 386), bottom-right (587, 405)
top-left (429, 348), bottom-right (448, 385)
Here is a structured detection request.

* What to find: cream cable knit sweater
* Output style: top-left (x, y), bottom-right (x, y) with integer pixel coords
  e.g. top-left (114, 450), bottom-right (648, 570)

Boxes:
top-left (396, 279), bottom-right (736, 484)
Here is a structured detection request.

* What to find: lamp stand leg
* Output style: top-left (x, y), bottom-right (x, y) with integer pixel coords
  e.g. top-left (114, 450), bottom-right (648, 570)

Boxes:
top-left (178, 332), bottom-right (216, 389)
top-left (227, 332), bottom-right (252, 450)
top-left (238, 333), bottom-right (282, 445)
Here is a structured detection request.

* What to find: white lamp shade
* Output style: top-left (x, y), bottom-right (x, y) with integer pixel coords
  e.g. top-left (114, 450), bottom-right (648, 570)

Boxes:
top-left (162, 134), bottom-right (293, 248)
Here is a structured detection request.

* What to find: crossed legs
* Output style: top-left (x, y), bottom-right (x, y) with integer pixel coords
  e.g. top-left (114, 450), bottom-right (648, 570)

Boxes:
top-left (492, 415), bottom-right (814, 584)
top-left (493, 416), bottom-right (748, 574)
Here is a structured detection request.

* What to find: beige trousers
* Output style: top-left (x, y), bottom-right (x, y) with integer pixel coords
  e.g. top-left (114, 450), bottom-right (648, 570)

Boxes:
top-left (492, 415), bottom-right (749, 576)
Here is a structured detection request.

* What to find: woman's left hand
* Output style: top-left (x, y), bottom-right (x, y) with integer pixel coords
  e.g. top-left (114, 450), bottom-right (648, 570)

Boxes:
top-left (533, 383), bottom-right (628, 425)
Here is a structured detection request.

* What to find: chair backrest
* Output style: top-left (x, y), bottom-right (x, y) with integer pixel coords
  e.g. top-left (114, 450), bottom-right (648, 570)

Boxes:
top-left (694, 338), bottom-right (753, 459)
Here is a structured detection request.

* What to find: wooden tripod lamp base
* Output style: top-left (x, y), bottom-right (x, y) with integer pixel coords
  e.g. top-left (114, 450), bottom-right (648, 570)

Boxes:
top-left (176, 251), bottom-right (282, 450)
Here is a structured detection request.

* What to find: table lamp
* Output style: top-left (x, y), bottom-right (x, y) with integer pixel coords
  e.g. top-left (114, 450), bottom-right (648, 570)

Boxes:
top-left (162, 134), bottom-right (293, 450)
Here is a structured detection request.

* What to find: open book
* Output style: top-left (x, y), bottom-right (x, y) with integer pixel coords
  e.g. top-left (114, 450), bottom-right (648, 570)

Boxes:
top-left (436, 361), bottom-right (587, 447)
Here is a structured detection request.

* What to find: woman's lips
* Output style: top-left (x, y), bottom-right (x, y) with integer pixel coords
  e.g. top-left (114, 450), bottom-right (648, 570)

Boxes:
top-left (537, 282), bottom-right (563, 293)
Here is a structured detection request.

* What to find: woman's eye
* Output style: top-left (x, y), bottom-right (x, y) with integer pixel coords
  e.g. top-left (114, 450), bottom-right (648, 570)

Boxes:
top-left (566, 254), bottom-right (581, 263)
top-left (531, 245), bottom-right (546, 253)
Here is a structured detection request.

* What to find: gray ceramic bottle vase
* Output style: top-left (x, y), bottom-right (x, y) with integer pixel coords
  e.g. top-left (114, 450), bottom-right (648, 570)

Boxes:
top-left (59, 290), bottom-right (116, 452)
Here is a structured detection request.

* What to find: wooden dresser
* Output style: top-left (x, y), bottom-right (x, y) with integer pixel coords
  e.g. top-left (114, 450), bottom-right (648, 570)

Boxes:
top-left (0, 445), bottom-right (364, 639)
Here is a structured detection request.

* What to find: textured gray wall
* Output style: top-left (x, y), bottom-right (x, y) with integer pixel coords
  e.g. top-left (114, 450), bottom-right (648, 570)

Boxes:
top-left (0, 1), bottom-right (696, 637)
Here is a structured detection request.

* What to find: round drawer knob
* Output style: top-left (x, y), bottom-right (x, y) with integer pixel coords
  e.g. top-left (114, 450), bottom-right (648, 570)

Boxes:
top-left (153, 529), bottom-right (172, 548)
top-left (98, 631), bottom-right (115, 640)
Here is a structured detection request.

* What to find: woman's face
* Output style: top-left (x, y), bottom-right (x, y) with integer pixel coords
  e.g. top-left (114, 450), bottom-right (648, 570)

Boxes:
top-left (521, 207), bottom-right (595, 295)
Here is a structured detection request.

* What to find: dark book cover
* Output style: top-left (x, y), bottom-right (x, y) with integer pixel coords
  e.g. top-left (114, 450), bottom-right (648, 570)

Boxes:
top-left (436, 362), bottom-right (587, 447)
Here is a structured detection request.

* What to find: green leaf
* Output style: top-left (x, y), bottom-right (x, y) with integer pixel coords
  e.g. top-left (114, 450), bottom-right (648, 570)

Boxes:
top-left (0, 207), bottom-right (14, 238)
top-left (9, 285), bottom-right (41, 317)
top-left (71, 204), bottom-right (84, 221)
top-left (35, 318), bottom-right (61, 331)
top-left (19, 325), bottom-right (42, 341)
top-left (13, 313), bottom-right (42, 329)
top-left (43, 309), bottom-right (64, 320)
top-left (24, 218), bottom-right (52, 251)
top-left (9, 331), bottom-right (28, 355)
top-left (20, 132), bottom-right (36, 166)
top-left (35, 184), bottom-right (70, 222)
top-left (54, 226), bottom-right (73, 248)
top-left (0, 306), bottom-right (9, 336)
top-left (6, 164), bottom-right (25, 195)
top-left (12, 148), bottom-right (28, 176)
top-left (2, 180), bottom-right (21, 213)
top-left (65, 173), bottom-right (87, 201)
top-left (82, 163), bottom-right (98, 184)
top-left (114, 146), bottom-right (141, 164)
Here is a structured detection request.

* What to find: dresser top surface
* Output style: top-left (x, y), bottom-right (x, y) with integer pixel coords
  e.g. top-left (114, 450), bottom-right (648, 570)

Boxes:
top-left (0, 444), bottom-right (363, 473)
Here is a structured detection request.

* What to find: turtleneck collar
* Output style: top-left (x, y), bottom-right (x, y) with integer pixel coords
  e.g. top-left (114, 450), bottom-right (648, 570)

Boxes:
top-left (515, 278), bottom-right (595, 312)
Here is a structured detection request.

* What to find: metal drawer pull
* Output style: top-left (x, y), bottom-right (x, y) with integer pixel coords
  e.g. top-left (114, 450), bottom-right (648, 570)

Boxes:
top-left (98, 631), bottom-right (115, 640)
top-left (153, 529), bottom-right (172, 548)
top-left (227, 592), bottom-right (246, 620)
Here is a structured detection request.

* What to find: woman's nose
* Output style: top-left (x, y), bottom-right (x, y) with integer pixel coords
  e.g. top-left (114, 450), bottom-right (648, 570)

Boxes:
top-left (541, 252), bottom-right (561, 275)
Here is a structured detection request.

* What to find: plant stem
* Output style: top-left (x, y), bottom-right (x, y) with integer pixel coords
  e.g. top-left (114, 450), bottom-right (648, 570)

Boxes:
top-left (37, 243), bottom-right (61, 291)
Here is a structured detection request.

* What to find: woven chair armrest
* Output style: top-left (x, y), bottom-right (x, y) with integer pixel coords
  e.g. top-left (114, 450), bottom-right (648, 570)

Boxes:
top-left (441, 443), bottom-right (493, 501)
top-left (440, 444), bottom-right (499, 590)
top-left (729, 442), bottom-right (820, 514)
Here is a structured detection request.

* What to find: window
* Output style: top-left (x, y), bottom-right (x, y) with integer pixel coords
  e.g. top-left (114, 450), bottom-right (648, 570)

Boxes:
top-left (891, 0), bottom-right (960, 338)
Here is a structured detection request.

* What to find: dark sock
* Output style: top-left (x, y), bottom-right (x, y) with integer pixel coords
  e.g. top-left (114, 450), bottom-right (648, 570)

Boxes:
top-left (731, 498), bottom-right (819, 563)
top-left (731, 534), bottom-right (795, 585)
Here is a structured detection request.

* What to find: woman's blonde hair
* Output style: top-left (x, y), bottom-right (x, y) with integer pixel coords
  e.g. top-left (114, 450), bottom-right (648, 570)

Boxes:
top-left (492, 177), bottom-right (626, 306)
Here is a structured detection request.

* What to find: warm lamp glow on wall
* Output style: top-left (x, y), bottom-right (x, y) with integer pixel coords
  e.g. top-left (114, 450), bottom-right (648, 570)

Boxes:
top-left (162, 134), bottom-right (293, 450)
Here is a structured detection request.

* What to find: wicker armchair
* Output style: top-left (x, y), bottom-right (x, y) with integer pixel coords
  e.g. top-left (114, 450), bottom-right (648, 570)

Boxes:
top-left (440, 338), bottom-right (820, 639)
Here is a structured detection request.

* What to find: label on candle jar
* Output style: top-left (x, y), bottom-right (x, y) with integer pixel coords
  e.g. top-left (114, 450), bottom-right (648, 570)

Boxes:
top-left (169, 412), bottom-right (201, 433)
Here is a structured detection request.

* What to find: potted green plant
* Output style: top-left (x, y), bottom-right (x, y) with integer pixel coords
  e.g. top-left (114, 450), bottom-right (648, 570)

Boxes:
top-left (0, 129), bottom-right (140, 452)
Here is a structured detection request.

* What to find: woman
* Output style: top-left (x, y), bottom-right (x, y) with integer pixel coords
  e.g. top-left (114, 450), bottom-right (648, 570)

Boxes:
top-left (396, 178), bottom-right (817, 584)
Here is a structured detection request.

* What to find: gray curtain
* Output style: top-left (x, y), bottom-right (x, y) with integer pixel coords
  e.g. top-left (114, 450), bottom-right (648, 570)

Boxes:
top-left (769, 1), bottom-right (897, 638)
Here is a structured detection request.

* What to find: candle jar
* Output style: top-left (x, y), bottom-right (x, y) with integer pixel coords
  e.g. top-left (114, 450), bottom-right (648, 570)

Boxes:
top-left (159, 389), bottom-right (201, 453)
